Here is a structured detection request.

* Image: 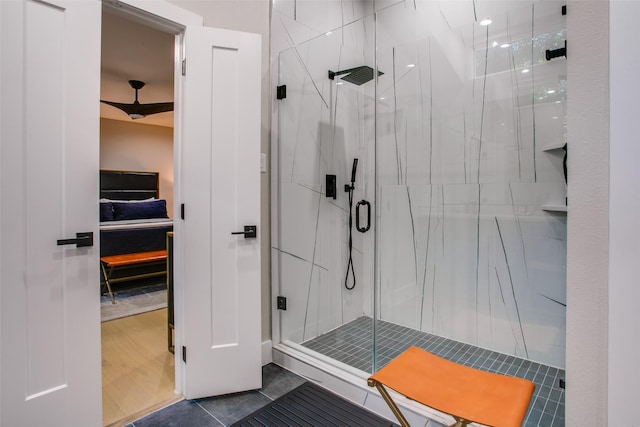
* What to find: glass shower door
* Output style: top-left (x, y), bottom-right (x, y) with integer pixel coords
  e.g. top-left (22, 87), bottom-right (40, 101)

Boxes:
top-left (373, 2), bottom-right (567, 426)
top-left (374, 0), bottom-right (567, 371)
top-left (275, 14), bottom-right (377, 373)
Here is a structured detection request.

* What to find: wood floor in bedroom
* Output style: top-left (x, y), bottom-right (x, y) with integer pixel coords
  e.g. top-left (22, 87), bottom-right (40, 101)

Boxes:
top-left (101, 308), bottom-right (180, 427)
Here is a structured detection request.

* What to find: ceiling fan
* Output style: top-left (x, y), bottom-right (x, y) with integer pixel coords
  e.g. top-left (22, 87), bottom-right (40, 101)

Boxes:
top-left (100, 80), bottom-right (173, 119)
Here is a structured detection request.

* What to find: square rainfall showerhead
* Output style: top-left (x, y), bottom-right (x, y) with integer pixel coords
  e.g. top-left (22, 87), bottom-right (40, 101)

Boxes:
top-left (328, 66), bottom-right (384, 86)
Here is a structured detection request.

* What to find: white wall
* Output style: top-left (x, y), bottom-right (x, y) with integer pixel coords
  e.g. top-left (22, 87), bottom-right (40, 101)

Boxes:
top-left (608, 1), bottom-right (640, 424)
top-left (566, 1), bottom-right (609, 425)
top-left (99, 118), bottom-right (174, 218)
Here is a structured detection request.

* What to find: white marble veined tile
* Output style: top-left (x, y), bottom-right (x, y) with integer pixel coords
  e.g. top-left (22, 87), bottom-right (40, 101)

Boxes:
top-left (277, 22), bottom-right (375, 187)
top-left (272, 1), bottom-right (374, 56)
top-left (271, 11), bottom-right (321, 59)
top-left (279, 252), bottom-right (315, 343)
top-left (375, 0), bottom-right (406, 13)
top-left (312, 196), bottom-right (349, 273)
top-left (295, 0), bottom-right (372, 36)
top-left (273, 0), bottom-right (295, 20)
top-left (340, 245), bottom-right (371, 326)
top-left (302, 265), bottom-right (343, 342)
top-left (280, 183), bottom-right (322, 261)
top-left (377, 182), bottom-right (566, 367)
top-left (378, 186), bottom-right (425, 329)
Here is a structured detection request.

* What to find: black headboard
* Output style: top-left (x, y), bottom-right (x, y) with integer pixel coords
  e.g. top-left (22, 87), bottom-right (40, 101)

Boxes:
top-left (100, 170), bottom-right (160, 200)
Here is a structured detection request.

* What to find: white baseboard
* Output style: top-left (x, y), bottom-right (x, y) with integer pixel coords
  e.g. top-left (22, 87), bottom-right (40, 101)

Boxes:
top-left (261, 340), bottom-right (273, 365)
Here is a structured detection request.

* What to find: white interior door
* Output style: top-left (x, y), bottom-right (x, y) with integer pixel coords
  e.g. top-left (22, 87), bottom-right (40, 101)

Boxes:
top-left (179, 25), bottom-right (262, 399)
top-left (0, 0), bottom-right (102, 425)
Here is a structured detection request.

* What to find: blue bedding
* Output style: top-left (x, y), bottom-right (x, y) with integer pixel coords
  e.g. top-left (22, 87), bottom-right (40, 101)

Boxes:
top-left (100, 199), bottom-right (169, 222)
top-left (112, 199), bottom-right (168, 221)
top-left (99, 199), bottom-right (172, 255)
top-left (100, 223), bottom-right (173, 257)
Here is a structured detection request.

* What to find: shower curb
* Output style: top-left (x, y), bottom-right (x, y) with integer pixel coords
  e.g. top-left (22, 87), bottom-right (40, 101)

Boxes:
top-left (271, 344), bottom-right (451, 427)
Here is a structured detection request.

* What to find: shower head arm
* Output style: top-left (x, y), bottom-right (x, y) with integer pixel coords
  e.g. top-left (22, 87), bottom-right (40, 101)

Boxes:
top-left (328, 67), bottom-right (365, 80)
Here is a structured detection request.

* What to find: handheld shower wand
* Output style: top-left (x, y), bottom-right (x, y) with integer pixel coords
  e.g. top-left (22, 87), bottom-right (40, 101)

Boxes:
top-left (350, 158), bottom-right (358, 184)
top-left (345, 159), bottom-right (358, 290)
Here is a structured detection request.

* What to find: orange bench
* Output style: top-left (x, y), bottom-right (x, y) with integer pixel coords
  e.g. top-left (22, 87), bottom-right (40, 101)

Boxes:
top-left (368, 346), bottom-right (535, 427)
top-left (100, 250), bottom-right (167, 304)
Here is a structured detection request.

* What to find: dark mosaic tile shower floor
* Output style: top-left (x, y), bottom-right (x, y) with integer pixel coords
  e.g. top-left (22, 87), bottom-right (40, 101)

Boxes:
top-left (302, 316), bottom-right (565, 427)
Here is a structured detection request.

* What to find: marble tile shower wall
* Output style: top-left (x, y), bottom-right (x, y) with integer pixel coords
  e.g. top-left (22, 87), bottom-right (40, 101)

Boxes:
top-left (272, 0), bottom-right (567, 369)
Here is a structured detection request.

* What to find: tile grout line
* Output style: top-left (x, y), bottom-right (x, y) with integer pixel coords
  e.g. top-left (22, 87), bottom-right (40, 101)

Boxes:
top-left (194, 400), bottom-right (228, 426)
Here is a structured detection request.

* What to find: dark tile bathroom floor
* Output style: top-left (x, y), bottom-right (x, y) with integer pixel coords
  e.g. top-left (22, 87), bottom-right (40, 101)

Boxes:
top-left (303, 316), bottom-right (565, 427)
top-left (125, 364), bottom-right (307, 427)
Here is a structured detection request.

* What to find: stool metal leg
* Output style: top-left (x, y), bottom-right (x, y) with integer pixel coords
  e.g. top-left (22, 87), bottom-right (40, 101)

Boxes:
top-left (100, 262), bottom-right (115, 304)
top-left (368, 379), bottom-right (410, 427)
top-left (369, 378), bottom-right (474, 427)
top-left (449, 417), bottom-right (472, 427)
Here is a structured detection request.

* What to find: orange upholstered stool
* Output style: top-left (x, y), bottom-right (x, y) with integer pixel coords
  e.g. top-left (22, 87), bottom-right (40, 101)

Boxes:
top-left (100, 250), bottom-right (167, 304)
top-left (368, 346), bottom-right (535, 427)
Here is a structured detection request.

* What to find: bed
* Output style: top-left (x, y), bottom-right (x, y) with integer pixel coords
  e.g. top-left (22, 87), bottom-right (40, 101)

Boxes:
top-left (99, 170), bottom-right (173, 286)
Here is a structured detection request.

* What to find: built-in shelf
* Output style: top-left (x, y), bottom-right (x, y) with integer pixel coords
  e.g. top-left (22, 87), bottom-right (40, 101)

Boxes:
top-left (542, 204), bottom-right (567, 213)
top-left (542, 142), bottom-right (566, 152)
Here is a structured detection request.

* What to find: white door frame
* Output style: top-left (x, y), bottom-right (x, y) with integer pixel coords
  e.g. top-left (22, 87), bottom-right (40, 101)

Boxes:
top-left (101, 0), bottom-right (202, 395)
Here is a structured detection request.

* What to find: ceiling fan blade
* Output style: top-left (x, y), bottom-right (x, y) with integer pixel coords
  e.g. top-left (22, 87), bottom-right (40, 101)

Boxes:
top-left (100, 100), bottom-right (139, 115)
top-left (101, 80), bottom-right (173, 118)
top-left (100, 100), bottom-right (173, 117)
top-left (137, 102), bottom-right (174, 115)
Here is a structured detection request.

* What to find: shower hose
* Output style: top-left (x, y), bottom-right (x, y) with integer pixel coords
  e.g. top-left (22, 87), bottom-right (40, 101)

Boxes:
top-left (345, 184), bottom-right (356, 290)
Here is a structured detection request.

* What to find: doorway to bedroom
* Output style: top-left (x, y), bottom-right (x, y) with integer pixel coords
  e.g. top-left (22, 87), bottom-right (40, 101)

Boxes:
top-left (99, 7), bottom-right (178, 426)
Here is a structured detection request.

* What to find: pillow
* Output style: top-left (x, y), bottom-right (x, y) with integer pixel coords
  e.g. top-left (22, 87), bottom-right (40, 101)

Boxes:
top-left (112, 199), bottom-right (168, 221)
top-left (100, 202), bottom-right (114, 222)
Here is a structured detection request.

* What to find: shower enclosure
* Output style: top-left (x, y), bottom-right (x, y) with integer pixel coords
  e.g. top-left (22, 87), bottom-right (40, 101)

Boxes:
top-left (272, 1), bottom-right (567, 425)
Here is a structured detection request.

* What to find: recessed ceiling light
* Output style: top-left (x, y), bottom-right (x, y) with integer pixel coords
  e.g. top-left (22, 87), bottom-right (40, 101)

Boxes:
top-left (552, 116), bottom-right (558, 119)
top-left (326, 31), bottom-right (332, 36)
top-left (555, 100), bottom-right (562, 103)
top-left (547, 89), bottom-right (556, 94)
top-left (336, 82), bottom-right (343, 85)
top-left (500, 43), bottom-right (510, 48)
top-left (407, 64), bottom-right (415, 68)
top-left (379, 97), bottom-right (385, 100)
top-left (492, 41), bottom-right (499, 48)
top-left (522, 69), bottom-right (530, 74)
top-left (480, 18), bottom-right (492, 26)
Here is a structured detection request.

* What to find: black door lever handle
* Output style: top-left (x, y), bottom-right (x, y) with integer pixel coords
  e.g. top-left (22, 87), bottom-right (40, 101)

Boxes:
top-left (57, 232), bottom-right (93, 247)
top-left (231, 225), bottom-right (257, 238)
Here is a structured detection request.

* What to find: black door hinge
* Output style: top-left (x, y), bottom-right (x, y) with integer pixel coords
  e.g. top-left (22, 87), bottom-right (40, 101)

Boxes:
top-left (546, 40), bottom-right (567, 61)
top-left (182, 346), bottom-right (187, 363)
top-left (182, 59), bottom-right (186, 76)
top-left (181, 203), bottom-right (185, 220)
top-left (276, 85), bottom-right (287, 100)
top-left (277, 296), bottom-right (287, 310)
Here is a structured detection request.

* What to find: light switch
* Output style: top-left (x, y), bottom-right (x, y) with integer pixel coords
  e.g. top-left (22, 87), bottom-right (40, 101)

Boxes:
top-left (260, 153), bottom-right (267, 173)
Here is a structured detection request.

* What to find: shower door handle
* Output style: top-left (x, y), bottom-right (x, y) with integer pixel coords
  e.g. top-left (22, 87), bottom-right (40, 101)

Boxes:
top-left (356, 200), bottom-right (370, 233)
